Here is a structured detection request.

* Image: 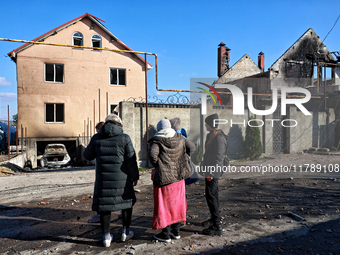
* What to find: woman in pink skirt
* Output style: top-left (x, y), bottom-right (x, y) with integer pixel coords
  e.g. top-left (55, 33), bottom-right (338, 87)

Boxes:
top-left (149, 119), bottom-right (195, 242)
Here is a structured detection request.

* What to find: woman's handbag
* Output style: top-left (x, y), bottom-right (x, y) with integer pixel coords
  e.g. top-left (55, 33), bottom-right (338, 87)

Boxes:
top-left (185, 160), bottom-right (199, 185)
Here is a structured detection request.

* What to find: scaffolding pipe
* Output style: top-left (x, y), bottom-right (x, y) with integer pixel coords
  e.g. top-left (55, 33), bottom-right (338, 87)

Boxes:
top-left (16, 123), bottom-right (18, 156)
top-left (25, 127), bottom-right (27, 152)
top-left (90, 120), bottom-right (92, 137)
top-left (106, 92), bottom-right (109, 116)
top-left (87, 117), bottom-right (89, 144)
top-left (21, 125), bottom-right (23, 153)
top-left (7, 105), bottom-right (10, 160)
top-left (93, 100), bottom-right (95, 134)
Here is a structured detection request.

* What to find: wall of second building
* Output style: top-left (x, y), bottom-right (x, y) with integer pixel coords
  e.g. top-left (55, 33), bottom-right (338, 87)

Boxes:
top-left (16, 18), bottom-right (147, 139)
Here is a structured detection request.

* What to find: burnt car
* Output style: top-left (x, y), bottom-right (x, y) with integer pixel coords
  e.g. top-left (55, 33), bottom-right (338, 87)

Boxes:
top-left (40, 144), bottom-right (71, 168)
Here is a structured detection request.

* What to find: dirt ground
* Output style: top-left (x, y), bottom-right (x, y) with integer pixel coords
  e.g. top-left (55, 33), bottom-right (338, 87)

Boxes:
top-left (1, 153), bottom-right (340, 255)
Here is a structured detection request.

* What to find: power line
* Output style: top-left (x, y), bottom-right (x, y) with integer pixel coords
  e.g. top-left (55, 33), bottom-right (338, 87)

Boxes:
top-left (323, 14), bottom-right (340, 42)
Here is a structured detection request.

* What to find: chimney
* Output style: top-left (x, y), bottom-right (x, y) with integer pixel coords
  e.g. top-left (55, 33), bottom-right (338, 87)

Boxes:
top-left (218, 42), bottom-right (230, 77)
top-left (258, 51), bottom-right (265, 71)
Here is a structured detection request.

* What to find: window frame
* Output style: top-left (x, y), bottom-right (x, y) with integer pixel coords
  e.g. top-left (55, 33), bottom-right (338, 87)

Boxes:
top-left (45, 103), bottom-right (65, 123)
top-left (72, 31), bottom-right (83, 47)
top-left (110, 68), bottom-right (126, 86)
top-left (44, 63), bottom-right (64, 83)
top-left (91, 34), bottom-right (102, 50)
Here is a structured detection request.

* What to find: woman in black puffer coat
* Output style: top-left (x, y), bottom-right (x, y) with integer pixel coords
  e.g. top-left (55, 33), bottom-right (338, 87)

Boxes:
top-left (83, 114), bottom-right (139, 247)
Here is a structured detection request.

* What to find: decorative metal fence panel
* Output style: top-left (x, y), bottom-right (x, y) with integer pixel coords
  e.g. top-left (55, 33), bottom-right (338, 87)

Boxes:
top-left (273, 104), bottom-right (283, 154)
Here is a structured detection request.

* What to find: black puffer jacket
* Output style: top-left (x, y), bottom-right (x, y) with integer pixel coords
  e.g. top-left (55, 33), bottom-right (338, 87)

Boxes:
top-left (202, 129), bottom-right (228, 178)
top-left (83, 122), bottom-right (139, 212)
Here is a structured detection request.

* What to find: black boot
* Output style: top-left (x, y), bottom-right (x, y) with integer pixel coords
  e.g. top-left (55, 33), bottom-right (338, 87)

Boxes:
top-left (154, 226), bottom-right (171, 243)
top-left (201, 218), bottom-right (213, 227)
top-left (202, 225), bottom-right (222, 236)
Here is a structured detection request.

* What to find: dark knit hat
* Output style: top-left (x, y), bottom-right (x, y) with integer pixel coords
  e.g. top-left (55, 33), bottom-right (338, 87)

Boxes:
top-left (205, 113), bottom-right (219, 128)
top-left (170, 117), bottom-right (181, 131)
top-left (157, 119), bottom-right (171, 131)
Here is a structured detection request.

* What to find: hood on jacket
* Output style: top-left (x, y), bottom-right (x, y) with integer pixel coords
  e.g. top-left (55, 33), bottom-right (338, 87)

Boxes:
top-left (99, 122), bottom-right (123, 137)
top-left (155, 128), bottom-right (176, 138)
top-left (151, 132), bottom-right (183, 149)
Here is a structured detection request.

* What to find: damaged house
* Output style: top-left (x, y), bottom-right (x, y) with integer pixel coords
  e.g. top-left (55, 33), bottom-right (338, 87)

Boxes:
top-left (7, 13), bottom-right (152, 168)
top-left (213, 28), bottom-right (340, 154)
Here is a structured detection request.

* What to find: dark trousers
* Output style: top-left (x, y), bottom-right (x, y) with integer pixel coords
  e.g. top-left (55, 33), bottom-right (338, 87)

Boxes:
top-left (100, 208), bottom-right (133, 234)
top-left (205, 178), bottom-right (220, 226)
top-left (162, 222), bottom-right (181, 236)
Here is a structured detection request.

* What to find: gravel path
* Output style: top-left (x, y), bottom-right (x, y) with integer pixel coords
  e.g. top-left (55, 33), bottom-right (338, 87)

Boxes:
top-left (1, 153), bottom-right (340, 254)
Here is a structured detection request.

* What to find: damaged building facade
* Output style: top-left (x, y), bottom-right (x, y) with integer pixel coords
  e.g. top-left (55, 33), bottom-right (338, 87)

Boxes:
top-left (214, 28), bottom-right (340, 154)
top-left (8, 13), bottom-right (152, 168)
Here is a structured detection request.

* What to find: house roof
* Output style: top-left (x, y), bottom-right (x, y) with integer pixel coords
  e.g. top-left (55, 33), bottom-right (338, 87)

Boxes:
top-left (270, 28), bottom-right (334, 71)
top-left (7, 13), bottom-right (152, 69)
top-left (219, 54), bottom-right (261, 78)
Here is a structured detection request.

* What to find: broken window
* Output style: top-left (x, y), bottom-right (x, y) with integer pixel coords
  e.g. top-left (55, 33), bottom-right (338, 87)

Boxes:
top-left (45, 103), bottom-right (64, 123)
top-left (286, 62), bottom-right (301, 78)
top-left (110, 68), bottom-right (126, 86)
top-left (92, 34), bottom-right (101, 49)
top-left (73, 32), bottom-right (83, 46)
top-left (45, 63), bottom-right (64, 83)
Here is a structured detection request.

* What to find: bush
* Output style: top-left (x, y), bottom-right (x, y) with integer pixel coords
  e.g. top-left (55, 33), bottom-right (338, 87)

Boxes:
top-left (243, 117), bottom-right (262, 160)
top-left (191, 143), bottom-right (203, 165)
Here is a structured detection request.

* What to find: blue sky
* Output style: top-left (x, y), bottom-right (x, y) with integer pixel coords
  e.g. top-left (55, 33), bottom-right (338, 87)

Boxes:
top-left (1, 0), bottom-right (340, 120)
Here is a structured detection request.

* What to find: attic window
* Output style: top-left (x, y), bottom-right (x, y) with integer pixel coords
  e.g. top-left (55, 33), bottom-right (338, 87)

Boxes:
top-left (92, 34), bottom-right (101, 50)
top-left (73, 32), bottom-right (83, 47)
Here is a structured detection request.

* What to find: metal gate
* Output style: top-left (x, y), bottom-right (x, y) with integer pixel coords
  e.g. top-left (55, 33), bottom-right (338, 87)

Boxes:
top-left (273, 104), bottom-right (283, 154)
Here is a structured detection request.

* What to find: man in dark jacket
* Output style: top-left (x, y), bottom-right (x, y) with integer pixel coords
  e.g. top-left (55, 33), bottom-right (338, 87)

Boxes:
top-left (201, 113), bottom-right (228, 236)
top-left (83, 114), bottom-right (139, 247)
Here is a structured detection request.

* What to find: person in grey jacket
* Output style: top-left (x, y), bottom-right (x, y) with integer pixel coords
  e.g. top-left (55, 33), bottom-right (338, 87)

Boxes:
top-left (83, 114), bottom-right (139, 247)
top-left (201, 113), bottom-right (228, 236)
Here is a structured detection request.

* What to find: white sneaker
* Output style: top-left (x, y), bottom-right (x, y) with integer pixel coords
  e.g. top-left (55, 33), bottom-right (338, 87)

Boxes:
top-left (103, 234), bottom-right (113, 247)
top-left (121, 230), bottom-right (134, 242)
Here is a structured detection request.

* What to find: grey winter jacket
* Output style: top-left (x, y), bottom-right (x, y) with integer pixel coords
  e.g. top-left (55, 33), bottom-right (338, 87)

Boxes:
top-left (202, 129), bottom-right (228, 178)
top-left (83, 122), bottom-right (139, 212)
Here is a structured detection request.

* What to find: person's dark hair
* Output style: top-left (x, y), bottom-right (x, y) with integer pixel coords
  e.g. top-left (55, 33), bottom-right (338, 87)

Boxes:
top-left (106, 120), bottom-right (123, 127)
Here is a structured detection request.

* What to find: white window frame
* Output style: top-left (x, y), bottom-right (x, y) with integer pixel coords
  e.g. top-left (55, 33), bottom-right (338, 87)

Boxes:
top-left (91, 34), bottom-right (102, 50)
top-left (110, 68), bottom-right (126, 86)
top-left (72, 31), bottom-right (83, 47)
top-left (45, 103), bottom-right (65, 123)
top-left (45, 63), bottom-right (64, 83)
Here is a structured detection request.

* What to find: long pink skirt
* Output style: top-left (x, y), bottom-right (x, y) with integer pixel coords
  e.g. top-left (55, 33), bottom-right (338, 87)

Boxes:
top-left (153, 179), bottom-right (186, 230)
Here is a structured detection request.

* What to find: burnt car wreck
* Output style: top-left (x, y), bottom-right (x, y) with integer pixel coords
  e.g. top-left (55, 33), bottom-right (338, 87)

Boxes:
top-left (39, 144), bottom-right (71, 168)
